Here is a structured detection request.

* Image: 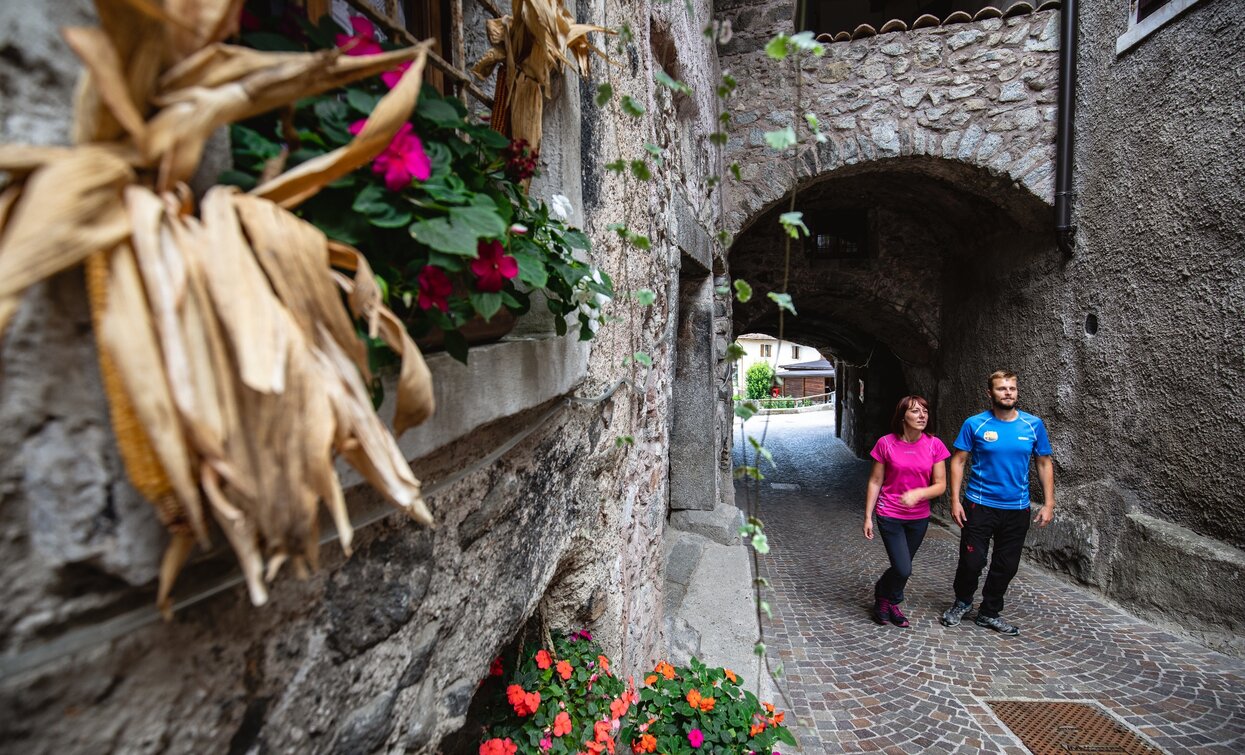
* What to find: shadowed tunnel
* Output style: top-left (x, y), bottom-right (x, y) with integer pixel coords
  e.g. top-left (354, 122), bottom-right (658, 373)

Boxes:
top-left (729, 155), bottom-right (1055, 455)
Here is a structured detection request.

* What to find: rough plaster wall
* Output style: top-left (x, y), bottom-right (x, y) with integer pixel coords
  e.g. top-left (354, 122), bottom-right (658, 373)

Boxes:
top-left (0, 1), bottom-right (722, 752)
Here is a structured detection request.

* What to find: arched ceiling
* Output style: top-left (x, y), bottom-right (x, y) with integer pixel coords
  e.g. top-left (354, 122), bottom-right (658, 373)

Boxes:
top-left (729, 156), bottom-right (1052, 366)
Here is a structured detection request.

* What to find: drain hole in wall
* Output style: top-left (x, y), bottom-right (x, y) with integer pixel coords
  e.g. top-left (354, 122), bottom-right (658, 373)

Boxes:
top-left (1084, 313), bottom-right (1098, 336)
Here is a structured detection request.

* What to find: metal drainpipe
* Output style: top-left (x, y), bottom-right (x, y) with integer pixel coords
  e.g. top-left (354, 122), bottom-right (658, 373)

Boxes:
top-left (1055, 0), bottom-right (1079, 254)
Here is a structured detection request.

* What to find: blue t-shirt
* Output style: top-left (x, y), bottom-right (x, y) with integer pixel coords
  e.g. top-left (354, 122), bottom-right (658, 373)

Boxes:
top-left (953, 410), bottom-right (1052, 509)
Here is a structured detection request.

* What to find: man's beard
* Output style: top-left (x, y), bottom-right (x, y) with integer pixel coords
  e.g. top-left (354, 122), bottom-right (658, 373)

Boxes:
top-left (992, 397), bottom-right (1017, 411)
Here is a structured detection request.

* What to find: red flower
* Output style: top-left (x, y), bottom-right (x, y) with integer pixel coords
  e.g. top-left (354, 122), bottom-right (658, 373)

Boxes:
top-left (335, 17), bottom-right (383, 56)
top-left (597, 655), bottom-right (611, 674)
top-left (349, 120), bottom-right (431, 190)
top-left (471, 240), bottom-right (518, 293)
top-left (506, 684), bottom-right (525, 708)
top-left (480, 738), bottom-right (518, 755)
top-left (556, 659), bottom-right (573, 681)
top-left (536, 649), bottom-right (553, 669)
top-left (416, 265), bottom-right (452, 313)
top-left (489, 656), bottom-right (504, 677)
top-left (610, 696), bottom-right (629, 720)
top-left (553, 711), bottom-right (573, 737)
top-left (382, 61), bottom-right (412, 88)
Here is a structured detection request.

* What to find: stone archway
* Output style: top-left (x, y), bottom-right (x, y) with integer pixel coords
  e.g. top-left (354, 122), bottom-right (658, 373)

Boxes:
top-left (718, 5), bottom-right (1062, 235)
top-left (726, 154), bottom-right (1056, 454)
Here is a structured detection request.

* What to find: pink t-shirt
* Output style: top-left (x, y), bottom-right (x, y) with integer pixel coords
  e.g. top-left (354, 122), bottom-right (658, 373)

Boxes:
top-left (870, 433), bottom-right (951, 520)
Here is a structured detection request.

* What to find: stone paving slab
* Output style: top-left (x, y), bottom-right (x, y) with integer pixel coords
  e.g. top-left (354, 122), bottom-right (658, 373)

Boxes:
top-left (733, 413), bottom-right (1245, 754)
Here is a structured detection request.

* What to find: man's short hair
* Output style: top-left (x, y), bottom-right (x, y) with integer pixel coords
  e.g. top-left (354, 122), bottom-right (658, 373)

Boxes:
top-left (988, 370), bottom-right (1017, 389)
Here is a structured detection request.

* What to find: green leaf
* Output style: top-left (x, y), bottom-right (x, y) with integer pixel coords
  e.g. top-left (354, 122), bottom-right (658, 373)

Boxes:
top-left (615, 435), bottom-right (635, 447)
top-left (778, 210), bottom-right (810, 239)
top-left (789, 30), bottom-right (826, 56)
top-left (563, 229), bottom-right (592, 250)
top-left (511, 249), bottom-right (549, 288)
top-left (708, 131), bottom-right (729, 146)
top-left (449, 196), bottom-right (508, 239)
top-left (733, 401), bottom-right (757, 420)
top-left (630, 160), bottom-right (652, 180)
top-left (443, 330), bottom-right (469, 363)
top-left (804, 111), bottom-right (822, 131)
top-left (642, 143), bottom-right (664, 165)
top-left (633, 351), bottom-right (653, 367)
top-left (605, 159), bottom-right (627, 173)
top-left (629, 232), bottom-right (651, 250)
top-left (777, 728), bottom-right (798, 746)
top-left (733, 279), bottom-right (753, 303)
top-left (620, 95), bottom-right (645, 117)
top-left (352, 184), bottom-right (412, 228)
top-left (765, 35), bottom-right (790, 60)
top-left (751, 531), bottom-right (770, 554)
top-left (595, 82), bottom-right (614, 106)
top-left (753, 642), bottom-right (767, 656)
top-left (767, 291), bottom-right (797, 316)
top-left (469, 292), bottom-right (504, 321)
top-left (764, 126), bottom-right (797, 151)
top-left (345, 88), bottom-right (381, 116)
top-left (760, 600), bottom-right (771, 618)
top-left (240, 31), bottom-right (305, 51)
top-left (717, 73), bottom-right (737, 98)
top-left (726, 342), bottom-right (746, 362)
top-left (417, 96), bottom-right (463, 127)
top-left (634, 289), bottom-right (657, 306)
top-left (654, 69), bottom-right (692, 95)
top-left (409, 217), bottom-right (476, 255)
top-left (729, 162), bottom-right (742, 181)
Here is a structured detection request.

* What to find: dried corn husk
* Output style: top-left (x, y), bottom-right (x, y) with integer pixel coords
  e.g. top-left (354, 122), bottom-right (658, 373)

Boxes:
top-left (0, 0), bottom-right (438, 611)
top-left (472, 0), bottom-right (612, 153)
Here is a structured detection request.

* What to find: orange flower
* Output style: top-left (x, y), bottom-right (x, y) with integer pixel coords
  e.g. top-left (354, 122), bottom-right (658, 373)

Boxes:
top-left (536, 649), bottom-right (553, 669)
top-left (644, 674), bottom-right (658, 686)
top-left (557, 660), bottom-right (573, 681)
top-left (685, 689), bottom-right (701, 709)
top-left (610, 696), bottom-right (629, 720)
top-left (553, 711), bottom-right (572, 737)
top-left (594, 719), bottom-right (612, 742)
top-left (724, 668), bottom-right (737, 683)
top-left (632, 734), bottom-right (657, 753)
top-left (772, 711), bottom-right (785, 725)
top-left (585, 742), bottom-right (605, 754)
top-left (598, 654), bottom-right (611, 673)
top-left (750, 723), bottom-right (766, 737)
top-left (763, 702), bottom-right (775, 714)
top-left (698, 696), bottom-right (715, 712)
top-left (654, 661), bottom-right (676, 680)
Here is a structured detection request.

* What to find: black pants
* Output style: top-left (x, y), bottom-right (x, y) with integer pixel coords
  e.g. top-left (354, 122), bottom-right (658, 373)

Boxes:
top-left (874, 515), bottom-right (929, 604)
top-left (952, 502), bottom-right (1031, 618)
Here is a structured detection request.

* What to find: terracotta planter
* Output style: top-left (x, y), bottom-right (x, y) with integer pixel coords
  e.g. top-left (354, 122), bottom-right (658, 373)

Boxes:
top-left (414, 307), bottom-right (517, 352)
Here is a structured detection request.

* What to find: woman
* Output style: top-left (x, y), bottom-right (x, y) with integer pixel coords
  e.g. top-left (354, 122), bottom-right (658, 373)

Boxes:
top-left (863, 395), bottom-right (950, 627)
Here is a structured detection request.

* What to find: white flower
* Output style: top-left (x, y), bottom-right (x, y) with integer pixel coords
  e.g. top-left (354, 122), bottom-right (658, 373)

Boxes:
top-left (509, 223), bottom-right (528, 235)
top-left (550, 194), bottom-right (574, 222)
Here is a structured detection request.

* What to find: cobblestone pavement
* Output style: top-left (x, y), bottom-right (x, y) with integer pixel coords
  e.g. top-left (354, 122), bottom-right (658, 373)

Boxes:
top-left (733, 411), bottom-right (1245, 754)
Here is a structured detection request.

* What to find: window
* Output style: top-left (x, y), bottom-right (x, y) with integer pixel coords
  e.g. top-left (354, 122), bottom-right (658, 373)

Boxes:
top-left (791, 345), bottom-right (800, 359)
top-left (805, 208), bottom-right (870, 261)
top-left (760, 344), bottom-right (773, 358)
top-left (1117, 0), bottom-right (1205, 54)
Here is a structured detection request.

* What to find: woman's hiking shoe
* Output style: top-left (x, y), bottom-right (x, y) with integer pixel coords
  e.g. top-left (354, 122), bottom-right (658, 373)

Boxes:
top-left (939, 600), bottom-right (973, 626)
top-left (887, 602), bottom-right (911, 628)
top-left (872, 598), bottom-right (891, 625)
top-left (974, 614), bottom-right (1020, 636)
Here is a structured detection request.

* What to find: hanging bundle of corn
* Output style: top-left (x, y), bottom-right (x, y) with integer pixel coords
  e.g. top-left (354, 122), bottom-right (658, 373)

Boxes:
top-left (472, 0), bottom-right (612, 154)
top-left (0, 0), bottom-right (440, 612)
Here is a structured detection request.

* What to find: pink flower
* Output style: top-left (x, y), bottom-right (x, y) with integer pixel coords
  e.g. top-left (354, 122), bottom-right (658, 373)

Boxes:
top-left (382, 61), bottom-right (412, 89)
top-left (688, 729), bottom-right (704, 749)
top-left (335, 17), bottom-right (382, 56)
top-left (416, 265), bottom-right (452, 312)
top-left (539, 737), bottom-right (552, 751)
top-left (350, 120), bottom-right (431, 190)
top-left (470, 240), bottom-right (519, 293)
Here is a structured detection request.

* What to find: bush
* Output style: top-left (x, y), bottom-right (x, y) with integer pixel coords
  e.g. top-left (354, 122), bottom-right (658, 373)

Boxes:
top-left (744, 362), bottom-right (775, 400)
top-left (480, 639), bottom-right (795, 754)
top-left (622, 657), bottom-right (795, 754)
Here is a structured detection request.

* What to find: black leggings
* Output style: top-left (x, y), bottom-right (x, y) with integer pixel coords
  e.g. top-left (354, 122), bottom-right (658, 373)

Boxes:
top-left (952, 502), bottom-right (1031, 617)
top-left (874, 515), bottom-right (930, 604)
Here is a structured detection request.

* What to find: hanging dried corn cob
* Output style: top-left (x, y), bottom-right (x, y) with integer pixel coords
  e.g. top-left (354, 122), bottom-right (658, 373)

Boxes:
top-left (0, 0), bottom-right (438, 614)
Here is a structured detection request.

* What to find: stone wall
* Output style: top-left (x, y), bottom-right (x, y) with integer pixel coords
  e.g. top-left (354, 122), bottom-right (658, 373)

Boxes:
top-left (720, 0), bottom-right (1245, 655)
top-left (0, 0), bottom-right (725, 752)
top-left (718, 5), bottom-right (1061, 233)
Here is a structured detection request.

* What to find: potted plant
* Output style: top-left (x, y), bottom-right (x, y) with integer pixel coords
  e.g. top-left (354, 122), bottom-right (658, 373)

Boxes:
top-left (225, 4), bottom-right (613, 362)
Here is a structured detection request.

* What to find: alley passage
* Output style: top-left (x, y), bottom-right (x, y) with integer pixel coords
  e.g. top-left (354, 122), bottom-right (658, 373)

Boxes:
top-left (733, 411), bottom-right (1245, 754)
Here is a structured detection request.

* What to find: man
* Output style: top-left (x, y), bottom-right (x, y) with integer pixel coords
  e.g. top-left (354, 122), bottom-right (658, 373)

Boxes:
top-left (940, 370), bottom-right (1055, 636)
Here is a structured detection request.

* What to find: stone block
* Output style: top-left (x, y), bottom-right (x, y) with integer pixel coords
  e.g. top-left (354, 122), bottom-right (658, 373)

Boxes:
top-left (669, 505), bottom-right (743, 546)
top-left (999, 80), bottom-right (1027, 102)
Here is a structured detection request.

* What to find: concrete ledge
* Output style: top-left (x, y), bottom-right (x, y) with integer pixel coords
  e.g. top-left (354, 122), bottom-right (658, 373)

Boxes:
top-left (751, 402), bottom-right (834, 416)
top-left (339, 335), bottom-right (588, 487)
top-left (1111, 512), bottom-right (1245, 656)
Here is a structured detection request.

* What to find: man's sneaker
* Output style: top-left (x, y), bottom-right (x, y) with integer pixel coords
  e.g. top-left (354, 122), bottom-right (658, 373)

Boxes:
top-left (974, 614), bottom-right (1020, 636)
top-left (939, 600), bottom-right (973, 627)
top-left (887, 602), bottom-right (911, 628)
